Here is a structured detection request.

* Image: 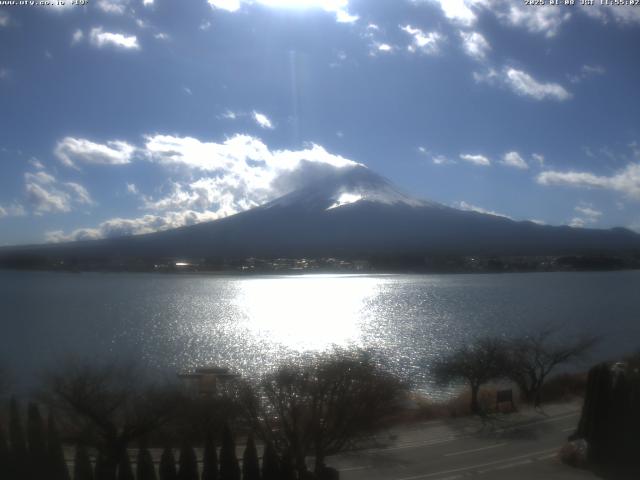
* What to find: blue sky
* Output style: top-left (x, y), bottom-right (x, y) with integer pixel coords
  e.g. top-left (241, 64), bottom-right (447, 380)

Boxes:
top-left (1, 0), bottom-right (640, 245)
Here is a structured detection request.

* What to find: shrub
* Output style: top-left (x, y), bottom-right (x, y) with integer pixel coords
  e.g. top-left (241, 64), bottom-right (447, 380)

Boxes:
top-left (27, 403), bottom-right (47, 479)
top-left (219, 424), bottom-right (240, 480)
top-left (73, 444), bottom-right (94, 480)
top-left (202, 433), bottom-right (218, 480)
top-left (261, 443), bottom-right (279, 480)
top-left (117, 453), bottom-right (134, 480)
top-left (136, 444), bottom-right (157, 480)
top-left (159, 447), bottom-right (177, 480)
top-left (47, 413), bottom-right (70, 480)
top-left (9, 398), bottom-right (28, 479)
top-left (242, 435), bottom-right (260, 480)
top-left (178, 442), bottom-right (198, 480)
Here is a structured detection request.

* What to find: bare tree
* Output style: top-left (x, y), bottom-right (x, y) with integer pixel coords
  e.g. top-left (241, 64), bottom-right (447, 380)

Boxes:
top-left (432, 337), bottom-right (509, 415)
top-left (41, 359), bottom-right (181, 479)
top-left (241, 350), bottom-right (408, 477)
top-left (506, 329), bottom-right (598, 407)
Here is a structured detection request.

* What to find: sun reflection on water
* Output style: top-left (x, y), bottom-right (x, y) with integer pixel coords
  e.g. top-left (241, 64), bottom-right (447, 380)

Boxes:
top-left (233, 274), bottom-right (380, 351)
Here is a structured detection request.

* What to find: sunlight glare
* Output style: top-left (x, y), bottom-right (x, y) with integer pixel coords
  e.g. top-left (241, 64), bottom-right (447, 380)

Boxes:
top-left (234, 275), bottom-right (377, 351)
top-left (257, 0), bottom-right (348, 12)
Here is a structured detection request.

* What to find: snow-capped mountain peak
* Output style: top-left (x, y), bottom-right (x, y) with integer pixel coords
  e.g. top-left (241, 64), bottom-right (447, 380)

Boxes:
top-left (263, 165), bottom-right (434, 211)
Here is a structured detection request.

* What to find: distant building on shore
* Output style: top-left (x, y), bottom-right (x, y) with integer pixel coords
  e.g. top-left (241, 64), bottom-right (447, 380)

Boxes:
top-left (177, 366), bottom-right (240, 397)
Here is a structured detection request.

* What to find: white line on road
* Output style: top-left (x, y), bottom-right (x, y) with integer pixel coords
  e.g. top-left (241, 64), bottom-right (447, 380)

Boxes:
top-left (376, 411), bottom-right (578, 453)
top-left (536, 453), bottom-right (558, 460)
top-left (338, 465), bottom-right (371, 472)
top-left (480, 458), bottom-right (532, 473)
top-left (444, 442), bottom-right (507, 457)
top-left (394, 447), bottom-right (558, 480)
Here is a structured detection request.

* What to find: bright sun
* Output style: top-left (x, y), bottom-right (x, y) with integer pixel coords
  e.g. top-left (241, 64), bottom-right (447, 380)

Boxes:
top-left (257, 0), bottom-right (348, 10)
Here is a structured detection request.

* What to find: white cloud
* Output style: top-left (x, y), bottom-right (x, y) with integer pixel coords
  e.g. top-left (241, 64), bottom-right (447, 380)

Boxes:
top-left (419, 147), bottom-right (453, 165)
top-left (575, 205), bottom-right (602, 220)
top-left (579, 4), bottom-right (640, 26)
top-left (427, 0), bottom-right (477, 27)
top-left (454, 200), bottom-right (511, 219)
top-left (0, 68), bottom-right (10, 80)
top-left (494, 2), bottom-right (571, 37)
top-left (154, 32), bottom-right (170, 41)
top-left (143, 0), bottom-right (154, 5)
top-left (29, 158), bottom-right (45, 170)
top-left (25, 171), bottom-right (56, 185)
top-left (568, 64), bottom-right (605, 84)
top-left (143, 134), bottom-right (358, 173)
top-left (96, 0), bottom-right (129, 15)
top-left (252, 111), bottom-right (275, 129)
top-left (24, 170), bottom-right (93, 216)
top-left (459, 153), bottom-right (490, 166)
top-left (569, 217), bottom-right (586, 228)
top-left (220, 110), bottom-right (238, 120)
top-left (570, 203), bottom-right (602, 228)
top-left (362, 24), bottom-right (395, 56)
top-left (89, 27), bottom-right (140, 50)
top-left (50, 133), bottom-right (362, 241)
top-left (537, 163), bottom-right (640, 199)
top-left (376, 43), bottom-right (394, 53)
top-left (400, 25), bottom-right (444, 55)
top-left (472, 67), bottom-right (498, 84)
top-left (71, 29), bottom-right (84, 45)
top-left (25, 178), bottom-right (69, 214)
top-left (208, 0), bottom-right (242, 11)
top-left (501, 151), bottom-right (528, 169)
top-left (207, 0), bottom-right (357, 23)
top-left (0, 203), bottom-right (25, 219)
top-left (532, 153), bottom-right (545, 166)
top-left (432, 155), bottom-right (452, 165)
top-left (55, 137), bottom-right (135, 167)
top-left (46, 210), bottom-right (222, 243)
top-left (504, 68), bottom-right (571, 101)
top-left (65, 182), bottom-right (94, 206)
top-left (459, 30), bottom-right (490, 60)
top-left (335, 9), bottom-right (358, 23)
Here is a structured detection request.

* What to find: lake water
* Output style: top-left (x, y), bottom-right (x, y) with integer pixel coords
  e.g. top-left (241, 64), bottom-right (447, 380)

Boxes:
top-left (1, 270), bottom-right (639, 396)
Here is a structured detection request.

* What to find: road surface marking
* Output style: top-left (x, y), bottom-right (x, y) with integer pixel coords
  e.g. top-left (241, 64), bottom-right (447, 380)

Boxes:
top-left (536, 453), bottom-right (557, 460)
top-left (339, 465), bottom-right (371, 472)
top-left (444, 442), bottom-right (507, 457)
top-left (378, 436), bottom-right (458, 452)
top-left (394, 447), bottom-right (558, 480)
top-left (479, 458), bottom-right (532, 473)
top-left (376, 411), bottom-right (578, 452)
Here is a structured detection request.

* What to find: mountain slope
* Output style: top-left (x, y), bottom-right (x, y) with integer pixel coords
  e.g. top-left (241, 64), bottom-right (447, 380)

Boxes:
top-left (2, 165), bottom-right (640, 262)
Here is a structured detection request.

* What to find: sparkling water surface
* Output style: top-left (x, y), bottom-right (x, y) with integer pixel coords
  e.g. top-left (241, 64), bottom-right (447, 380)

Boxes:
top-left (1, 270), bottom-right (639, 396)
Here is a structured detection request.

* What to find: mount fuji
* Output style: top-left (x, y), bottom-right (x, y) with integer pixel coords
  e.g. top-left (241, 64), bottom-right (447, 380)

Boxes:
top-left (2, 165), bottom-right (640, 263)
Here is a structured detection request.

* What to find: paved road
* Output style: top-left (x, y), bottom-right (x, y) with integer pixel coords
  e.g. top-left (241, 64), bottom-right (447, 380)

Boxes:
top-left (330, 402), bottom-right (599, 480)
